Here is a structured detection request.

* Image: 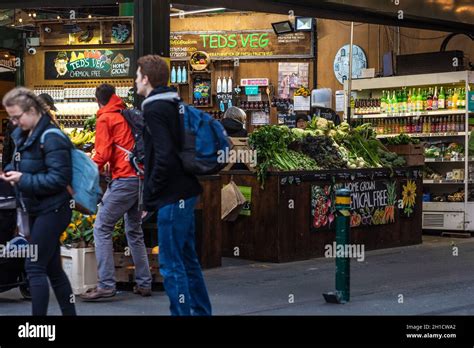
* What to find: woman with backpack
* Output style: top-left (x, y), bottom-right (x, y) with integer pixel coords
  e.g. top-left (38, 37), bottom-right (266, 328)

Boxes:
top-left (0, 87), bottom-right (76, 316)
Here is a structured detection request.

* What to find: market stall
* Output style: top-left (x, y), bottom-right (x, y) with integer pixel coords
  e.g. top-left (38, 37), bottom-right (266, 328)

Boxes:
top-left (220, 118), bottom-right (422, 262)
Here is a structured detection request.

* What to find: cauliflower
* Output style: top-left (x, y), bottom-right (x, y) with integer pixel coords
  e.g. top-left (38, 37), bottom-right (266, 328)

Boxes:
top-left (316, 117), bottom-right (329, 131)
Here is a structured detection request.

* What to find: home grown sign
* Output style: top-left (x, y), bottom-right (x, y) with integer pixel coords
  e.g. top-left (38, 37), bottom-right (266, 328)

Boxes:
top-left (45, 49), bottom-right (135, 79)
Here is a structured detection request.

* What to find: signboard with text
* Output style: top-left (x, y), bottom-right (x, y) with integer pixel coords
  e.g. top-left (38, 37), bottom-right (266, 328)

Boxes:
top-left (311, 180), bottom-right (399, 231)
top-left (45, 49), bottom-right (135, 80)
top-left (170, 30), bottom-right (313, 60)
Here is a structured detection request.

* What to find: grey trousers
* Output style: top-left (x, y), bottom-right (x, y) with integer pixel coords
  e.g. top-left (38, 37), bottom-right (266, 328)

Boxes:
top-left (93, 177), bottom-right (152, 290)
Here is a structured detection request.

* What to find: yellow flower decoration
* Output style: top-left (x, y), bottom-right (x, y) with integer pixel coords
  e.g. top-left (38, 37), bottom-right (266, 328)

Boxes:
top-left (402, 180), bottom-right (417, 217)
top-left (60, 232), bottom-right (67, 243)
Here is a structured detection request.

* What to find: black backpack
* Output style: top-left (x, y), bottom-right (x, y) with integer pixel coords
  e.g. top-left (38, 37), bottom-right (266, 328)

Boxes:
top-left (116, 108), bottom-right (145, 175)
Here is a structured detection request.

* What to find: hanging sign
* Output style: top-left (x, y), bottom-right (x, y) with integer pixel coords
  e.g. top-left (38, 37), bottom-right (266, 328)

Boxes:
top-left (241, 78), bottom-right (269, 87)
top-left (171, 30), bottom-right (313, 60)
top-left (468, 91), bottom-right (474, 112)
top-left (44, 49), bottom-right (135, 79)
top-left (245, 86), bottom-right (259, 95)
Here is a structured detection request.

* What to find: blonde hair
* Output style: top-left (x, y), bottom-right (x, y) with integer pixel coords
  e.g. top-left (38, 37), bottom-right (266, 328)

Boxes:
top-left (2, 87), bottom-right (49, 115)
top-left (223, 106), bottom-right (246, 124)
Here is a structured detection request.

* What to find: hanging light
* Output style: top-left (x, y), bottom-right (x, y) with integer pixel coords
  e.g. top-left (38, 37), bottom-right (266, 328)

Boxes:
top-left (33, 13), bottom-right (37, 18)
top-left (88, 14), bottom-right (92, 19)
top-left (57, 15), bottom-right (61, 20)
top-left (18, 18), bottom-right (23, 23)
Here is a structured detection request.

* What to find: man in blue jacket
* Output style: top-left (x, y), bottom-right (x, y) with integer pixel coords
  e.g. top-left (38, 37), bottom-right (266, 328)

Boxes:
top-left (135, 55), bottom-right (211, 316)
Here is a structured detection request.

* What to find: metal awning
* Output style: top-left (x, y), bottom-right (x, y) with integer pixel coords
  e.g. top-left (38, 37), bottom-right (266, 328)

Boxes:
top-left (176, 0), bottom-right (474, 34)
top-left (0, 0), bottom-right (473, 34)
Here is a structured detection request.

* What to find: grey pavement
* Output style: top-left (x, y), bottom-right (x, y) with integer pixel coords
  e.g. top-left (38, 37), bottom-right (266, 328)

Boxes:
top-left (1, 235), bottom-right (473, 315)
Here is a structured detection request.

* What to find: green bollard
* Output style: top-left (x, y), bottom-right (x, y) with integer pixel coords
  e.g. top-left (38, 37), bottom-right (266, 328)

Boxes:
top-left (323, 188), bottom-right (351, 304)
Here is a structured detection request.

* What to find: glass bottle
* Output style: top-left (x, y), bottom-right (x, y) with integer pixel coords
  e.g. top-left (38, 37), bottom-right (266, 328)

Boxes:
top-left (438, 87), bottom-right (446, 109)
top-left (432, 86), bottom-right (438, 111)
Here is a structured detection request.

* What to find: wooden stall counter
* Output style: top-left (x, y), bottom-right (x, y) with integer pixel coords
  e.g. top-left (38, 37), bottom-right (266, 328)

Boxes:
top-left (220, 167), bottom-right (424, 263)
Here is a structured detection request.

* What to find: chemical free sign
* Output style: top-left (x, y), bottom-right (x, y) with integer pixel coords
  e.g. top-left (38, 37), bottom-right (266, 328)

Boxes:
top-left (45, 49), bottom-right (135, 79)
top-left (170, 30), bottom-right (313, 59)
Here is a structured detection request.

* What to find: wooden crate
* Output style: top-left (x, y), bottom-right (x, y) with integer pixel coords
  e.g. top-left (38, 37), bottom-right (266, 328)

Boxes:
top-left (387, 144), bottom-right (424, 166)
top-left (405, 155), bottom-right (425, 166)
top-left (386, 144), bottom-right (424, 155)
top-left (114, 248), bottom-right (161, 284)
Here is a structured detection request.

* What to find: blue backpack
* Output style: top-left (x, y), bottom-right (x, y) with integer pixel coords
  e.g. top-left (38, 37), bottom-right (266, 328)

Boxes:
top-left (143, 92), bottom-right (230, 175)
top-left (178, 103), bottom-right (230, 175)
top-left (40, 128), bottom-right (102, 215)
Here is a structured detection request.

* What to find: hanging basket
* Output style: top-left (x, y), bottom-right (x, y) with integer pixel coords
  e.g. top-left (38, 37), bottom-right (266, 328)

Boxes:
top-left (190, 51), bottom-right (210, 71)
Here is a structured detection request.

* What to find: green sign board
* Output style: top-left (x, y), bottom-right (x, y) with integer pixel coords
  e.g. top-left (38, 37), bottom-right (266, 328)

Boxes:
top-left (238, 186), bottom-right (252, 216)
top-left (245, 86), bottom-right (259, 95)
top-left (468, 91), bottom-right (474, 112)
top-left (45, 49), bottom-right (135, 80)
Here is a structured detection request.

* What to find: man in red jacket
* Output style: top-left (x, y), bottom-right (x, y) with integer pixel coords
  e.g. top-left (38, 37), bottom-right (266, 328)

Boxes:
top-left (81, 84), bottom-right (151, 300)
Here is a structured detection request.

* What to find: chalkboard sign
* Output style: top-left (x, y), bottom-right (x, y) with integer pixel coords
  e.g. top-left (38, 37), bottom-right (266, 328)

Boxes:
top-left (311, 180), bottom-right (399, 231)
top-left (45, 49), bottom-right (135, 80)
top-left (170, 30), bottom-right (313, 60)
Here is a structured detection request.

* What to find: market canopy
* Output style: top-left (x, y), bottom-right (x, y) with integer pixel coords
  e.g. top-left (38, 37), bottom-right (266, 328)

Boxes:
top-left (177, 0), bottom-right (474, 35)
top-left (0, 0), bottom-right (473, 34)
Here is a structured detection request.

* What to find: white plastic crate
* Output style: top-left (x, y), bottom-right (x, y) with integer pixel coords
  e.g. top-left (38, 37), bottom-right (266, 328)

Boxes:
top-left (60, 246), bottom-right (98, 295)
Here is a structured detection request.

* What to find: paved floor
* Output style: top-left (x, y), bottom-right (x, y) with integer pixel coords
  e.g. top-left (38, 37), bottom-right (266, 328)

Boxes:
top-left (1, 235), bottom-right (473, 315)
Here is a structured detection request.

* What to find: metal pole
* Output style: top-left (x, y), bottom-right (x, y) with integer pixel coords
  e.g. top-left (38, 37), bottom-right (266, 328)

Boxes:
top-left (346, 22), bottom-right (354, 124)
top-left (323, 188), bottom-right (352, 304)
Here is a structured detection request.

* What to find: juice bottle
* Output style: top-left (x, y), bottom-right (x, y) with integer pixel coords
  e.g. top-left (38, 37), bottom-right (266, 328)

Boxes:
top-left (402, 88), bottom-right (408, 113)
top-left (447, 89), bottom-right (453, 109)
top-left (422, 89), bottom-right (428, 111)
top-left (452, 88), bottom-right (459, 109)
top-left (416, 88), bottom-right (423, 112)
top-left (381, 91), bottom-right (387, 114)
top-left (459, 88), bottom-right (466, 109)
top-left (438, 87), bottom-right (446, 109)
top-left (407, 89), bottom-right (413, 113)
top-left (432, 86), bottom-right (439, 111)
top-left (392, 91), bottom-right (398, 114)
top-left (426, 88), bottom-right (433, 111)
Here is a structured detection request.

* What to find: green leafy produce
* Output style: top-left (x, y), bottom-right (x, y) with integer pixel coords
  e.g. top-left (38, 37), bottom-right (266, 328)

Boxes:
top-left (84, 115), bottom-right (96, 131)
top-left (300, 135), bottom-right (347, 169)
top-left (385, 133), bottom-right (420, 145)
top-left (249, 125), bottom-right (318, 186)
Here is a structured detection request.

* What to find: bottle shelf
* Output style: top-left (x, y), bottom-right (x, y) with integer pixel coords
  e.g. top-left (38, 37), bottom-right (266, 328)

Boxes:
top-left (423, 180), bottom-right (470, 185)
top-left (425, 157), bottom-right (474, 163)
top-left (354, 109), bottom-right (470, 119)
top-left (377, 132), bottom-right (466, 139)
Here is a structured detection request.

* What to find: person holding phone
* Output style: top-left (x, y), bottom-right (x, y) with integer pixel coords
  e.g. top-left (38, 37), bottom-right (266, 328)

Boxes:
top-left (0, 87), bottom-right (76, 316)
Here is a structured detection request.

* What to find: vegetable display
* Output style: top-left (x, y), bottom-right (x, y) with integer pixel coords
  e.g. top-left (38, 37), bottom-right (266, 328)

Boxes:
top-left (385, 133), bottom-right (420, 145)
top-left (249, 118), bottom-right (407, 186)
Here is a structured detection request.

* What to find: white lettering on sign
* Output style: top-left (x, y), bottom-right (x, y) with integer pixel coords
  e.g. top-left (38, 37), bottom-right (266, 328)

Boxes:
top-left (343, 181), bottom-right (389, 210)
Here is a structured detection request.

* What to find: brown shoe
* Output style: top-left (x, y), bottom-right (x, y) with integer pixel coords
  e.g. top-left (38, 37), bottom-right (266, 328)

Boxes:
top-left (80, 287), bottom-right (116, 301)
top-left (133, 285), bottom-right (152, 297)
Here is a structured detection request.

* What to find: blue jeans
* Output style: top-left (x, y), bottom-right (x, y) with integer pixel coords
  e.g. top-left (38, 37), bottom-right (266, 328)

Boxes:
top-left (158, 196), bottom-right (212, 316)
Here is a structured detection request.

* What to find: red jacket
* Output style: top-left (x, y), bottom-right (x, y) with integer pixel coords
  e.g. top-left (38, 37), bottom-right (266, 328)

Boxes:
top-left (93, 94), bottom-right (137, 179)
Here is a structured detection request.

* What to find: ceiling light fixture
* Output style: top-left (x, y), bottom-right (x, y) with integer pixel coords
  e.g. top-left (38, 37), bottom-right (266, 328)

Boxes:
top-left (295, 17), bottom-right (314, 32)
top-left (271, 20), bottom-right (294, 35)
top-left (170, 7), bottom-right (226, 17)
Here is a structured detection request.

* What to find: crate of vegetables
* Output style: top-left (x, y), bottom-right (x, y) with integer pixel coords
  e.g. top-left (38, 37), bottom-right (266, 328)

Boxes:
top-left (385, 134), bottom-right (424, 166)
